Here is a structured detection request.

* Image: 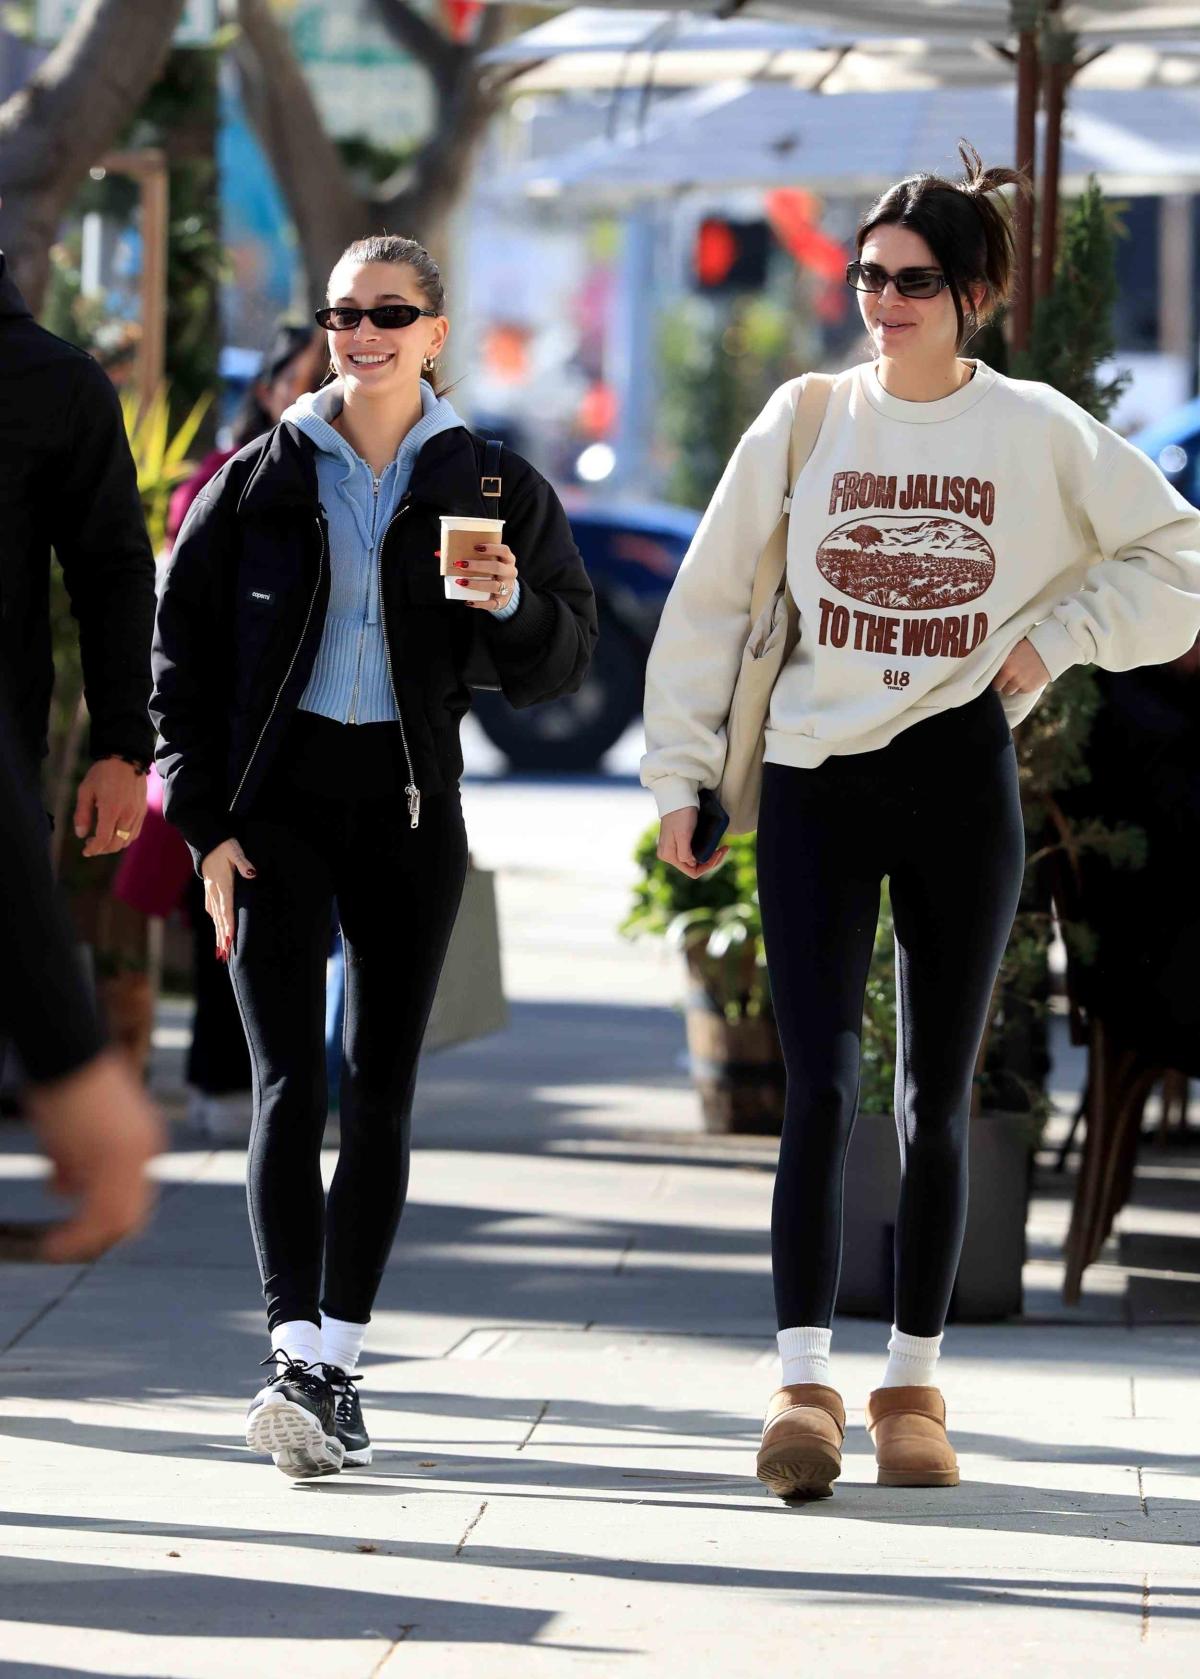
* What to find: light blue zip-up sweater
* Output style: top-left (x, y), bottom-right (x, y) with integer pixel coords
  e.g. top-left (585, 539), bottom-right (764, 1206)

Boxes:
top-left (284, 378), bottom-right (519, 725)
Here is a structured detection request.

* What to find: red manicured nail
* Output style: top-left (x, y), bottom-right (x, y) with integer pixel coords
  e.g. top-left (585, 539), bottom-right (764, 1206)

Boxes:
top-left (456, 579), bottom-right (470, 588)
top-left (474, 545), bottom-right (488, 552)
top-left (454, 560), bottom-right (469, 569)
top-left (433, 549), bottom-right (441, 559)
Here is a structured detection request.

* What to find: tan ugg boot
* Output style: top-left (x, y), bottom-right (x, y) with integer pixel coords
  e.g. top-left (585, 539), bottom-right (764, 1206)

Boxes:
top-left (866, 1386), bottom-right (960, 1487)
top-left (755, 1384), bottom-right (845, 1501)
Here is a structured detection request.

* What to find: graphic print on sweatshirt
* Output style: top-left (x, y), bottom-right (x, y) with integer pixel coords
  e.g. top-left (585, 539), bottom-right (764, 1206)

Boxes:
top-left (812, 471), bottom-right (998, 668)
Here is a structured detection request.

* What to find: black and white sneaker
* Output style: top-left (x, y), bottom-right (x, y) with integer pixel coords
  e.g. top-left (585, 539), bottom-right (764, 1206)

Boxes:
top-left (245, 1355), bottom-right (345, 1478)
top-left (325, 1365), bottom-right (372, 1466)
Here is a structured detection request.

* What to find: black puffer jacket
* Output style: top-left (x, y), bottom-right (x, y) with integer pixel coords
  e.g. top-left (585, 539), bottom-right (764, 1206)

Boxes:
top-left (0, 253), bottom-right (155, 770)
top-left (151, 418), bottom-right (597, 865)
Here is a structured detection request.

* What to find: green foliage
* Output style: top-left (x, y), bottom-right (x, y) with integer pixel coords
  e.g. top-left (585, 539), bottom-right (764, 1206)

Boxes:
top-left (859, 888), bottom-right (897, 1115)
top-left (1013, 182), bottom-right (1130, 423)
top-left (620, 825), bottom-right (770, 1020)
top-left (336, 134), bottom-right (419, 193)
top-left (659, 295), bottom-right (808, 509)
top-left (119, 385), bottom-right (213, 553)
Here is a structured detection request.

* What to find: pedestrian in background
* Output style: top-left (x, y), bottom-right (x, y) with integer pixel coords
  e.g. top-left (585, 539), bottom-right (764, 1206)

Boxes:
top-left (152, 233), bottom-right (596, 1478)
top-left (642, 144), bottom-right (1200, 1502)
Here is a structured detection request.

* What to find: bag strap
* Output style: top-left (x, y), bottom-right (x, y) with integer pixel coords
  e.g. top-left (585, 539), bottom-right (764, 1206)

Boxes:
top-left (749, 373), bottom-right (836, 623)
top-left (481, 436), bottom-right (503, 514)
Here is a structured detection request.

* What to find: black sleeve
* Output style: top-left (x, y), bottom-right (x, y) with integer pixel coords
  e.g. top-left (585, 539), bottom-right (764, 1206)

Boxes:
top-left (0, 697), bottom-right (104, 1084)
top-left (150, 476), bottom-right (237, 872)
top-left (49, 358), bottom-right (157, 764)
top-left (475, 467), bottom-right (597, 708)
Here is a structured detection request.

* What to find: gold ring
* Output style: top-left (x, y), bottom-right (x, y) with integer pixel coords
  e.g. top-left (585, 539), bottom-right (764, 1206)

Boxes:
top-left (115, 828), bottom-right (133, 841)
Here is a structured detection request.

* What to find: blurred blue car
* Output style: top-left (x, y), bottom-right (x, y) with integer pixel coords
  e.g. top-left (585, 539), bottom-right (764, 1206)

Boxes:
top-left (1130, 398), bottom-right (1200, 510)
top-left (472, 500), bottom-right (699, 771)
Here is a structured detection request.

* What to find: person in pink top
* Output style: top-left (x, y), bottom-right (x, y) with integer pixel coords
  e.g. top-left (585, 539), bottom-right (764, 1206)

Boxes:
top-left (165, 325), bottom-right (326, 551)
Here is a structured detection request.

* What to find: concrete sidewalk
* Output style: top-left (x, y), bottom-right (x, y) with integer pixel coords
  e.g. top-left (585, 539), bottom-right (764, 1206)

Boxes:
top-left (1, 773), bottom-right (1197, 1676)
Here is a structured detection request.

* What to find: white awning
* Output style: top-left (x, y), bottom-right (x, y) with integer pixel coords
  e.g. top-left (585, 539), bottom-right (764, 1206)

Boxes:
top-left (504, 81), bottom-right (1200, 201)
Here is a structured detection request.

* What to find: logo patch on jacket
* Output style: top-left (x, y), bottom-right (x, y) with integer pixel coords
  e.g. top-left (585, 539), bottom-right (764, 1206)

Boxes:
top-left (248, 588), bottom-right (273, 604)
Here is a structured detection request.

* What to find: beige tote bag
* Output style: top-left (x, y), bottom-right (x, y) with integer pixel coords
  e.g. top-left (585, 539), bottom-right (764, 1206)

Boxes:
top-left (717, 373), bottom-right (835, 834)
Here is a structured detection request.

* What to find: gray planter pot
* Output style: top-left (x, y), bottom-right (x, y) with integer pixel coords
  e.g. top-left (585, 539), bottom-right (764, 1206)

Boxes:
top-left (424, 866), bottom-right (507, 1053)
top-left (836, 1110), bottom-right (1034, 1322)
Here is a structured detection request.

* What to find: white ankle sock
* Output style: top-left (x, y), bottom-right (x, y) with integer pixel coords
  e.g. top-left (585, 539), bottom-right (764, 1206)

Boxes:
top-left (881, 1324), bottom-right (943, 1388)
top-left (777, 1325), bottom-right (833, 1388)
top-left (270, 1319), bottom-right (321, 1371)
top-left (320, 1314), bottom-right (367, 1376)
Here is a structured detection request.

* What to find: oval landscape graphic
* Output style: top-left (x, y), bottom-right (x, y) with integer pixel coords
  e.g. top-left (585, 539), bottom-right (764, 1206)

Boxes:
top-left (816, 514), bottom-right (996, 610)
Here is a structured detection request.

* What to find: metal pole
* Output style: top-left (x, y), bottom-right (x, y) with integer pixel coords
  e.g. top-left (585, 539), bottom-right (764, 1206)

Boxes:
top-left (1011, 2), bottom-right (1042, 352)
top-left (1037, 7), bottom-right (1070, 302)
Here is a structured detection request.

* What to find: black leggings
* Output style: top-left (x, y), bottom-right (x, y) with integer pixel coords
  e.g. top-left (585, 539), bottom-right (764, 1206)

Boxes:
top-left (756, 691), bottom-right (1024, 1337)
top-left (229, 712), bottom-right (468, 1331)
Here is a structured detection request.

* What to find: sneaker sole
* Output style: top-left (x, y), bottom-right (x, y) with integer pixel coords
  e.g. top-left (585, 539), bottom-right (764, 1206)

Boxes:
top-left (246, 1398), bottom-right (344, 1479)
top-left (756, 1442), bottom-right (841, 1501)
top-left (342, 1443), bottom-right (373, 1466)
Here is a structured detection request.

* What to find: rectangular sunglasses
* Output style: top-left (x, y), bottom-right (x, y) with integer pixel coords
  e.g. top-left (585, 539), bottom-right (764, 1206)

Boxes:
top-left (315, 304), bottom-right (439, 331)
top-left (845, 262), bottom-right (948, 299)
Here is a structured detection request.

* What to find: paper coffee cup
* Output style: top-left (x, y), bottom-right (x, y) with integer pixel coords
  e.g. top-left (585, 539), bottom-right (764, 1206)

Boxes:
top-left (440, 515), bottom-right (505, 601)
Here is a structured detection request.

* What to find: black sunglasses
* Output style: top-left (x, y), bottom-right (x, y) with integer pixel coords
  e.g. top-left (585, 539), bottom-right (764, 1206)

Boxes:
top-left (846, 262), bottom-right (948, 300)
top-left (315, 304), bottom-right (439, 331)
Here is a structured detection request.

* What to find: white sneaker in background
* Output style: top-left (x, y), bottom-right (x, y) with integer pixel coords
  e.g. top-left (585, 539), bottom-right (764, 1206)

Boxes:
top-left (187, 1089), bottom-right (253, 1143)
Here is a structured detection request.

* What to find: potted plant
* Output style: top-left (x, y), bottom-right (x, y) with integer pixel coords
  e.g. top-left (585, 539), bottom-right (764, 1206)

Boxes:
top-left (621, 826), bottom-right (784, 1134)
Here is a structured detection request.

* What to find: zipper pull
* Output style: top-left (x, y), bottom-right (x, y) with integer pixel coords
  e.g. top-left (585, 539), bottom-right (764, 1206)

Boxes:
top-left (406, 784), bottom-right (421, 829)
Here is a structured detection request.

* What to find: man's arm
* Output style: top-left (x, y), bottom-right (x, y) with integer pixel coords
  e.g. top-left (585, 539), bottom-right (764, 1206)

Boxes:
top-left (50, 358), bottom-right (157, 767)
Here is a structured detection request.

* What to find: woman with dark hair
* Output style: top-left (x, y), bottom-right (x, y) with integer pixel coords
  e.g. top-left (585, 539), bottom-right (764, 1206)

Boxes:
top-left (152, 234), bottom-right (596, 1477)
top-left (642, 144), bottom-right (1200, 1500)
top-left (164, 324), bottom-right (326, 552)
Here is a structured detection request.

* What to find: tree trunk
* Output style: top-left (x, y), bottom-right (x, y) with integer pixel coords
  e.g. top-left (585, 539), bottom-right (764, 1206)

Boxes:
top-left (233, 0), bottom-right (365, 310)
top-left (0, 0), bottom-right (188, 310)
top-left (235, 0), bottom-right (511, 308)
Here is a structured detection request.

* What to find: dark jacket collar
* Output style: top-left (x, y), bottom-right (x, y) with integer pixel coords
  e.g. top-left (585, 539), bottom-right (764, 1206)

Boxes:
top-left (237, 419), bottom-right (493, 519)
top-left (0, 252), bottom-right (33, 320)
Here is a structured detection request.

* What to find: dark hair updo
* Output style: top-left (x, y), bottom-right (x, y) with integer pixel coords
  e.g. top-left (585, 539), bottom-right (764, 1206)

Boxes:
top-left (330, 234), bottom-right (447, 391)
top-left (856, 142), bottom-right (1031, 349)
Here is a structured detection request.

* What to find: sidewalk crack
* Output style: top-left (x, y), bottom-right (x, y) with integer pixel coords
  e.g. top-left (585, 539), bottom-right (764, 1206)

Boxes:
top-left (517, 1399), bottom-right (549, 1451)
top-left (614, 1236), bottom-right (636, 1275)
top-left (369, 1625), bottom-right (415, 1674)
top-left (1137, 1467), bottom-right (1147, 1517)
top-left (1129, 1376), bottom-right (1137, 1418)
top-left (1141, 1573), bottom-right (1150, 1642)
top-left (455, 1500), bottom-right (488, 1557)
top-left (1, 1263), bottom-right (89, 1357)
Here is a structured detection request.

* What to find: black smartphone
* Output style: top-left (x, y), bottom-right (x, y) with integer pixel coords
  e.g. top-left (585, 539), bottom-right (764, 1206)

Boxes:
top-left (0, 1220), bottom-right (59, 1262)
top-left (691, 788), bottom-right (730, 865)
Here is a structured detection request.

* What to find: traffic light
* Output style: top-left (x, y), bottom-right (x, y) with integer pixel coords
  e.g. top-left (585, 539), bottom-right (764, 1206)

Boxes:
top-left (692, 217), bottom-right (771, 292)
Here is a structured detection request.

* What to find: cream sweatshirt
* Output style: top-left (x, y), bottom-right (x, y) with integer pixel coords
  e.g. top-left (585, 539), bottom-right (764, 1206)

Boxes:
top-left (641, 358), bottom-right (1200, 818)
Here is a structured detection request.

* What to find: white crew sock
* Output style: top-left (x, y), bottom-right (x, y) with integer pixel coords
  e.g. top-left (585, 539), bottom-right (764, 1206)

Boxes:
top-left (880, 1324), bottom-right (943, 1388)
top-left (777, 1325), bottom-right (833, 1388)
top-left (321, 1314), bottom-right (368, 1376)
top-left (270, 1319), bottom-right (322, 1372)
